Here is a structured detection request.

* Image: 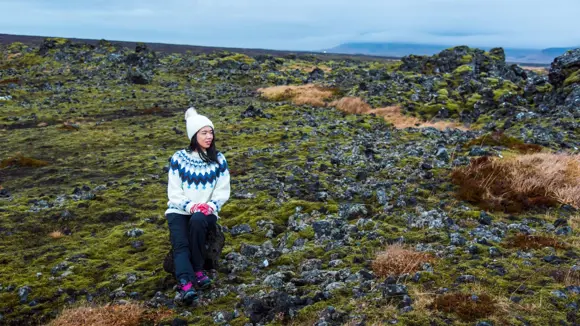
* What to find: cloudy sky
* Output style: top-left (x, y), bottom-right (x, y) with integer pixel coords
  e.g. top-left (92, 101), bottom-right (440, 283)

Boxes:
top-left (1, 0), bottom-right (578, 50)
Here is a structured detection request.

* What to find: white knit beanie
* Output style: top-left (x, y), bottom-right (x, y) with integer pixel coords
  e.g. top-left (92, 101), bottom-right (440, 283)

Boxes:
top-left (184, 107), bottom-right (214, 141)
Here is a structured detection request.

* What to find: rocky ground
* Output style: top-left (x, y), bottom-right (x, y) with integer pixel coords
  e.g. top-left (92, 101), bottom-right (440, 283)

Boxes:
top-left (0, 38), bottom-right (579, 325)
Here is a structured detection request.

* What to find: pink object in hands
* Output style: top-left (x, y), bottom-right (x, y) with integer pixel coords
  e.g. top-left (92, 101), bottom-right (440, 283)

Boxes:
top-left (189, 203), bottom-right (201, 214)
top-left (198, 203), bottom-right (214, 215)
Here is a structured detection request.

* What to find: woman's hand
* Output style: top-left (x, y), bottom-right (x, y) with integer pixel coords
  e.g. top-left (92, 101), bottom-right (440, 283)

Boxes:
top-left (189, 203), bottom-right (201, 214)
top-left (189, 203), bottom-right (214, 215)
top-left (197, 203), bottom-right (214, 215)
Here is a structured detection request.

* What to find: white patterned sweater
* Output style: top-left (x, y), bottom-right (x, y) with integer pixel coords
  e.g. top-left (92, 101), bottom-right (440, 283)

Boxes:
top-left (165, 150), bottom-right (231, 217)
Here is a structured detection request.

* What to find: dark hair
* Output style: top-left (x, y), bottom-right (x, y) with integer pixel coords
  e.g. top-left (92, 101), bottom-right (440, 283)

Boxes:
top-left (187, 130), bottom-right (218, 163)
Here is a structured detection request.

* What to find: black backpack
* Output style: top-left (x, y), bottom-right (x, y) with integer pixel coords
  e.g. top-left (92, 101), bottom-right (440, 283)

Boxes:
top-left (163, 223), bottom-right (225, 274)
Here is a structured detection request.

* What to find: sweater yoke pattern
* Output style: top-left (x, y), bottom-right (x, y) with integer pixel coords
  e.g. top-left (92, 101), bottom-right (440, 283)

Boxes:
top-left (169, 150), bottom-right (228, 190)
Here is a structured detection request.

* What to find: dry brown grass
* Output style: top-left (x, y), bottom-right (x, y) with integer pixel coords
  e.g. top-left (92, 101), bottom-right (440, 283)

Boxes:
top-left (328, 98), bottom-right (468, 130)
top-left (451, 153), bottom-right (580, 212)
top-left (550, 267), bottom-right (580, 286)
top-left (570, 214), bottom-right (580, 231)
top-left (520, 65), bottom-right (548, 74)
top-left (505, 233), bottom-right (569, 250)
top-left (565, 268), bottom-right (580, 287)
top-left (408, 286), bottom-right (436, 313)
top-left (0, 153), bottom-right (49, 168)
top-left (49, 231), bottom-right (64, 239)
top-left (329, 97), bottom-right (372, 114)
top-left (259, 90), bottom-right (468, 131)
top-left (429, 292), bottom-right (497, 322)
top-left (370, 105), bottom-right (468, 130)
top-left (0, 78), bottom-right (19, 85)
top-left (372, 244), bottom-right (434, 278)
top-left (7, 53), bottom-right (21, 60)
top-left (257, 84), bottom-right (335, 107)
top-left (47, 302), bottom-right (172, 326)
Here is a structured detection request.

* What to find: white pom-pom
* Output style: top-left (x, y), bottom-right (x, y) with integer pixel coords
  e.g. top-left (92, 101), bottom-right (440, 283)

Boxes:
top-left (184, 107), bottom-right (197, 120)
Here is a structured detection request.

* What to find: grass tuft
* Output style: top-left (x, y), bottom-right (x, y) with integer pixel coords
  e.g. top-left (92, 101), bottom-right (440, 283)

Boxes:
top-left (0, 153), bottom-right (49, 168)
top-left (451, 154), bottom-right (580, 212)
top-left (429, 292), bottom-right (496, 322)
top-left (47, 302), bottom-right (173, 326)
top-left (372, 244), bottom-right (434, 278)
top-left (258, 84), bottom-right (336, 107)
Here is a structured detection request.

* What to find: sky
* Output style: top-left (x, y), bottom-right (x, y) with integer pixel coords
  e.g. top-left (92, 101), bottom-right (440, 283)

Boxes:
top-left (0, 0), bottom-right (578, 51)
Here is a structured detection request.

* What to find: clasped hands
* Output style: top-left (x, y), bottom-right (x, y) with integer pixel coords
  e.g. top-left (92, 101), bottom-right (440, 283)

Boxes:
top-left (189, 203), bottom-right (214, 215)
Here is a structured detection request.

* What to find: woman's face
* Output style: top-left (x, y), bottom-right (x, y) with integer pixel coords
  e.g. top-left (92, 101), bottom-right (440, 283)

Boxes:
top-left (196, 126), bottom-right (214, 150)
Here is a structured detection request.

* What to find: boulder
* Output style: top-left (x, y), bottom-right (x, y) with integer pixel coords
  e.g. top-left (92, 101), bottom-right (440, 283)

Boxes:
top-left (549, 48), bottom-right (580, 87)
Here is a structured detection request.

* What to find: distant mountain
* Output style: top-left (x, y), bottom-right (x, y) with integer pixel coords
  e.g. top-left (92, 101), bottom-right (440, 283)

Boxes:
top-left (541, 47), bottom-right (576, 57)
top-left (327, 43), bottom-right (449, 57)
top-left (326, 42), bottom-right (577, 64)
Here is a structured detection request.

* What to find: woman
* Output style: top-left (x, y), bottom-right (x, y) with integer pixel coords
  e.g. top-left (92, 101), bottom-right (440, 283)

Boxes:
top-left (165, 107), bottom-right (230, 304)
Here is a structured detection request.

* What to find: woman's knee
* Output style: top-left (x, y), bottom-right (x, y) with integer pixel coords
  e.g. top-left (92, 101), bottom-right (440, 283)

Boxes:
top-left (189, 212), bottom-right (207, 228)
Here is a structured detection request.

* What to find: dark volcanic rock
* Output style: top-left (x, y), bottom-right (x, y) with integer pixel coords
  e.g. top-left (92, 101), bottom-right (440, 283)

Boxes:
top-left (230, 223), bottom-right (252, 236)
top-left (0, 189), bottom-right (11, 198)
top-left (549, 49), bottom-right (580, 87)
top-left (127, 67), bottom-right (152, 85)
top-left (241, 105), bottom-right (271, 119)
top-left (242, 291), bottom-right (306, 324)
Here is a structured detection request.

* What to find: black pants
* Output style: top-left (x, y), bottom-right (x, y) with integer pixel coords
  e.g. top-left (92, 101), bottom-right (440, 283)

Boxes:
top-left (166, 212), bottom-right (217, 282)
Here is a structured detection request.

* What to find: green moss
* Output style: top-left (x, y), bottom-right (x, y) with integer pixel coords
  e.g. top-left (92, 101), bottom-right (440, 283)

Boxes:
top-left (225, 53), bottom-right (255, 65)
top-left (419, 103), bottom-right (444, 118)
top-left (434, 79), bottom-right (448, 89)
top-left (445, 101), bottom-right (461, 114)
top-left (466, 93), bottom-right (482, 108)
top-left (298, 226), bottom-right (315, 240)
top-left (493, 80), bottom-right (520, 101)
top-left (7, 42), bottom-right (26, 53)
top-left (486, 77), bottom-right (500, 87)
top-left (47, 37), bottom-right (69, 45)
top-left (397, 156), bottom-right (422, 168)
top-left (460, 54), bottom-right (473, 63)
top-left (17, 53), bottom-right (45, 67)
top-left (274, 246), bottom-right (325, 266)
top-left (456, 210), bottom-right (481, 219)
top-left (453, 64), bottom-right (473, 75)
top-left (465, 132), bottom-right (542, 154)
top-left (437, 89), bottom-right (449, 98)
top-left (564, 69), bottom-right (580, 86)
top-left (535, 83), bottom-right (553, 93)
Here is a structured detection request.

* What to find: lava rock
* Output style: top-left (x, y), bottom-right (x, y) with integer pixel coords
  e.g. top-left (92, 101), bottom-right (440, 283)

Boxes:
top-left (126, 228), bottom-right (144, 237)
top-left (313, 220), bottom-right (332, 238)
top-left (555, 226), bottom-right (572, 236)
top-left (241, 105), bottom-right (271, 119)
top-left (382, 283), bottom-right (412, 308)
top-left (127, 67), bottom-right (152, 85)
top-left (230, 224), bottom-right (252, 236)
top-left (18, 286), bottom-right (31, 303)
top-left (489, 247), bottom-right (502, 257)
top-left (552, 290), bottom-right (568, 299)
top-left (450, 233), bottom-right (466, 246)
top-left (0, 189), bottom-right (10, 198)
top-left (339, 203), bottom-right (368, 220)
top-left (242, 291), bottom-right (305, 324)
top-left (456, 275), bottom-right (476, 283)
top-left (479, 211), bottom-right (493, 225)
